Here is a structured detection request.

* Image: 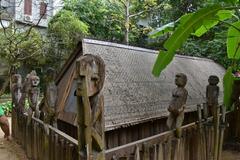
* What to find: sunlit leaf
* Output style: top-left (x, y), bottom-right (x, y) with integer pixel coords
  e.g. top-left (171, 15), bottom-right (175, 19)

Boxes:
top-left (223, 67), bottom-right (234, 109)
top-left (149, 22), bottom-right (175, 38)
top-left (193, 10), bottom-right (233, 37)
top-left (227, 21), bottom-right (240, 59)
top-left (152, 5), bottom-right (222, 76)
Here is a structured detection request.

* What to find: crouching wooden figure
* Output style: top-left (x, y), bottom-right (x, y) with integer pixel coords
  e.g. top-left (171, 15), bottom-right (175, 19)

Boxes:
top-left (76, 54), bottom-right (105, 160)
top-left (167, 73), bottom-right (188, 138)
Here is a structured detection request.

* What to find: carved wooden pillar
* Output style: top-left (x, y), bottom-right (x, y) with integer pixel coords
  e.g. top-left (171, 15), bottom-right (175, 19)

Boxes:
top-left (27, 70), bottom-right (40, 124)
top-left (11, 74), bottom-right (22, 138)
top-left (43, 68), bottom-right (58, 128)
top-left (76, 54), bottom-right (105, 160)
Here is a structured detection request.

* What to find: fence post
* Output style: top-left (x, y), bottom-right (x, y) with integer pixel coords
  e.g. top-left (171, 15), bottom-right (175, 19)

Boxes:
top-left (76, 54), bottom-right (106, 160)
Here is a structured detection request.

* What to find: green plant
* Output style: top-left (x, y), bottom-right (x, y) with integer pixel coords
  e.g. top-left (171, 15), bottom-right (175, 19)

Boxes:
top-left (0, 101), bottom-right (12, 115)
top-left (150, 1), bottom-right (240, 109)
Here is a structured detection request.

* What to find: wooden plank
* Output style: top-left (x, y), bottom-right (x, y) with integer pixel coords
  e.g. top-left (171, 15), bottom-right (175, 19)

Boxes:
top-left (143, 143), bottom-right (150, 160)
top-left (33, 121), bottom-right (38, 160)
top-left (66, 143), bottom-right (74, 160)
top-left (134, 145), bottom-right (140, 160)
top-left (157, 143), bottom-right (163, 160)
top-left (26, 122), bottom-right (32, 158)
top-left (54, 134), bottom-right (59, 160)
top-left (165, 139), bottom-right (171, 160)
top-left (106, 122), bottom-right (196, 159)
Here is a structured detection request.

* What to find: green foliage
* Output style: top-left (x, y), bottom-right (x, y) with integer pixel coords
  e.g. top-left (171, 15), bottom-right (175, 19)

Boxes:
top-left (151, 1), bottom-right (240, 109)
top-left (63, 0), bottom-right (160, 44)
top-left (0, 101), bottom-right (12, 115)
top-left (193, 10), bottom-right (234, 37)
top-left (152, 5), bottom-right (222, 76)
top-left (227, 21), bottom-right (240, 59)
top-left (180, 36), bottom-right (230, 68)
top-left (0, 27), bottom-right (45, 69)
top-left (64, 0), bottom-right (117, 41)
top-left (149, 22), bottom-right (175, 38)
top-left (48, 9), bottom-right (89, 51)
top-left (47, 9), bottom-right (89, 69)
top-left (223, 67), bottom-right (234, 109)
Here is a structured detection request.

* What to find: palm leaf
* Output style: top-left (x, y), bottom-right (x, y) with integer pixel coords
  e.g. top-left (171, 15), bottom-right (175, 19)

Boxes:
top-left (152, 5), bottom-right (222, 76)
top-left (223, 67), bottom-right (234, 109)
top-left (227, 21), bottom-right (240, 59)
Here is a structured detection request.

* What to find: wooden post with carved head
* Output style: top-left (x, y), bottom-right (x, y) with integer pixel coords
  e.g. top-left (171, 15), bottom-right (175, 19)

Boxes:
top-left (76, 54), bottom-right (105, 160)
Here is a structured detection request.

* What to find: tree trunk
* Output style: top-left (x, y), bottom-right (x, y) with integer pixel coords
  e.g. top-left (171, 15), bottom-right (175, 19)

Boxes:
top-left (124, 0), bottom-right (130, 45)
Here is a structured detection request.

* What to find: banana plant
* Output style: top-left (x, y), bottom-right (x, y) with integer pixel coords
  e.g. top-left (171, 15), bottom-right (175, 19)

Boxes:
top-left (150, 2), bottom-right (240, 109)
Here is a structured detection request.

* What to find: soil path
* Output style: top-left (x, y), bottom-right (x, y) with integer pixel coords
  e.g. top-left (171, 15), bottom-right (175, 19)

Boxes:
top-left (0, 117), bottom-right (28, 160)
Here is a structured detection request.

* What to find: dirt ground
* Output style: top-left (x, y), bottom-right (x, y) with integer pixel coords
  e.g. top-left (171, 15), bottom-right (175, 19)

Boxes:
top-left (222, 150), bottom-right (240, 160)
top-left (0, 117), bottom-right (28, 160)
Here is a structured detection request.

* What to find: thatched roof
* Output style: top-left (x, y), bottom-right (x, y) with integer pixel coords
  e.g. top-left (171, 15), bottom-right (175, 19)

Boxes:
top-left (56, 39), bottom-right (225, 131)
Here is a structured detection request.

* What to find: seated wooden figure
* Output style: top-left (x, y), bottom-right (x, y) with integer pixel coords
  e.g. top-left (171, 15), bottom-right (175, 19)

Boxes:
top-left (167, 73), bottom-right (188, 138)
top-left (43, 68), bottom-right (58, 128)
top-left (206, 75), bottom-right (219, 117)
top-left (76, 54), bottom-right (105, 160)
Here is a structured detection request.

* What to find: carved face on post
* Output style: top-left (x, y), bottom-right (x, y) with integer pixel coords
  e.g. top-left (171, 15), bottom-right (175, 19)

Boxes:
top-left (175, 73), bottom-right (187, 87)
top-left (45, 67), bottom-right (56, 82)
top-left (76, 54), bottom-right (105, 97)
top-left (208, 75), bottom-right (219, 85)
top-left (12, 74), bottom-right (22, 86)
top-left (30, 75), bottom-right (40, 87)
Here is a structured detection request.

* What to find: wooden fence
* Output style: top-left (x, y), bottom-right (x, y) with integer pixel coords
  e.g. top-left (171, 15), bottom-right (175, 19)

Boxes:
top-left (12, 109), bottom-right (79, 160)
top-left (105, 109), bottom-right (230, 160)
top-left (12, 108), bottom-right (231, 160)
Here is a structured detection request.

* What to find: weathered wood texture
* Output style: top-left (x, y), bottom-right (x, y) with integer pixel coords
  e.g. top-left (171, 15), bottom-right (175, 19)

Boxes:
top-left (12, 108), bottom-right (236, 160)
top-left (105, 111), bottom-right (232, 160)
top-left (12, 112), bottom-right (78, 160)
top-left (56, 39), bottom-right (226, 132)
top-left (58, 111), bottom-right (197, 149)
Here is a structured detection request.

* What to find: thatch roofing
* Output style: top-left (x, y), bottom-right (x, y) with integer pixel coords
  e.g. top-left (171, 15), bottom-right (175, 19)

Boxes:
top-left (56, 39), bottom-right (225, 131)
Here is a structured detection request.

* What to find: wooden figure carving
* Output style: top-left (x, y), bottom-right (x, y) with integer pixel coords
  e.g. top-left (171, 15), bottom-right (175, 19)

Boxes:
top-left (11, 74), bottom-right (22, 112)
top-left (76, 54), bottom-right (105, 160)
top-left (19, 73), bottom-right (32, 114)
top-left (167, 73), bottom-right (188, 138)
top-left (43, 68), bottom-right (58, 128)
top-left (27, 71), bottom-right (40, 125)
top-left (206, 75), bottom-right (219, 116)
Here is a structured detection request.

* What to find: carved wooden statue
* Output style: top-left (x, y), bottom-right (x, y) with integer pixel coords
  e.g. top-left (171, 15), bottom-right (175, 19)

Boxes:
top-left (167, 73), bottom-right (188, 138)
top-left (76, 54), bottom-right (105, 160)
top-left (27, 71), bottom-right (40, 125)
top-left (19, 72), bottom-right (32, 114)
top-left (43, 68), bottom-right (58, 128)
top-left (206, 75), bottom-right (219, 116)
top-left (11, 74), bottom-right (22, 112)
